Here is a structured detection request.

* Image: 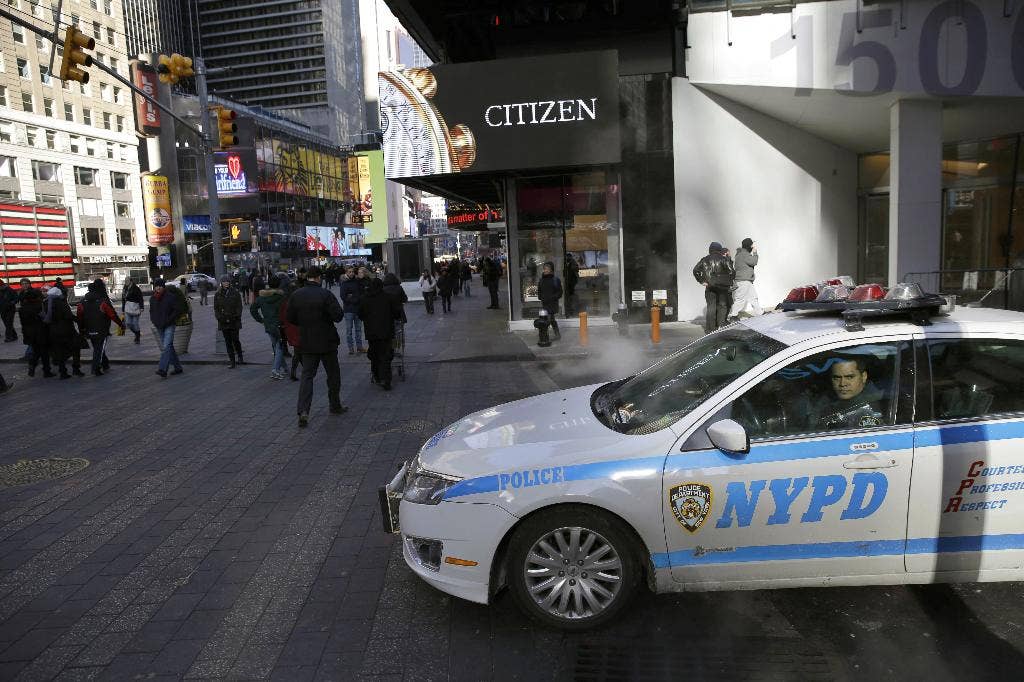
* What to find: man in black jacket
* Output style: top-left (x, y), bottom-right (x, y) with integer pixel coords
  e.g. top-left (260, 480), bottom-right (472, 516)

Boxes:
top-left (0, 279), bottom-right (18, 342)
top-left (537, 262), bottom-right (563, 341)
top-left (150, 278), bottom-right (185, 378)
top-left (359, 278), bottom-right (402, 390)
top-left (76, 280), bottom-right (125, 376)
top-left (286, 266), bottom-right (346, 426)
top-left (693, 242), bottom-right (735, 333)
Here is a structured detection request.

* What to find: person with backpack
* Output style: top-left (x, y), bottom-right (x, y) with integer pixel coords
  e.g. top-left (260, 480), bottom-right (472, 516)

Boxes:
top-left (537, 261), bottom-right (564, 341)
top-left (76, 279), bottom-right (124, 376)
top-left (693, 241), bottom-right (736, 333)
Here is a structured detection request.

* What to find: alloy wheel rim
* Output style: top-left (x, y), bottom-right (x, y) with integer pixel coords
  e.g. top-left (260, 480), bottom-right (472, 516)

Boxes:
top-left (523, 526), bottom-right (623, 620)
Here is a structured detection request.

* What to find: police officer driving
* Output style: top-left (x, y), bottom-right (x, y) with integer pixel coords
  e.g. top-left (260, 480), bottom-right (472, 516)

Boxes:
top-left (810, 357), bottom-right (885, 430)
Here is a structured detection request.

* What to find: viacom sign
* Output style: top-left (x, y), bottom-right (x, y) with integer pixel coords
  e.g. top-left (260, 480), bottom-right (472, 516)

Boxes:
top-left (379, 51), bottom-right (620, 179)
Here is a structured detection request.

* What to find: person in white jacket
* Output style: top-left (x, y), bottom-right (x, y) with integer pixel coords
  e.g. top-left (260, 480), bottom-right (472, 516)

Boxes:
top-left (729, 237), bottom-right (762, 320)
top-left (418, 270), bottom-right (437, 314)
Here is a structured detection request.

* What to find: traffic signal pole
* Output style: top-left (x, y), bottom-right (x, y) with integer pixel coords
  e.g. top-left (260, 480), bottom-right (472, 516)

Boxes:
top-left (194, 58), bottom-right (226, 281)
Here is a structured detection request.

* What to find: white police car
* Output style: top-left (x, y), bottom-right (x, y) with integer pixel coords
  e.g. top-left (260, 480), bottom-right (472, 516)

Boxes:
top-left (382, 283), bottom-right (1024, 629)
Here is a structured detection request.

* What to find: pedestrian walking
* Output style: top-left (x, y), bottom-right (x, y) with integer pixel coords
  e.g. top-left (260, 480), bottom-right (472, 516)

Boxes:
top-left (461, 262), bottom-right (472, 297)
top-left (286, 266), bottom-right (346, 427)
top-left (214, 275), bottom-right (245, 368)
top-left (482, 257), bottom-right (501, 309)
top-left (76, 280), bottom-right (124, 376)
top-left (359, 278), bottom-right (402, 390)
top-left (382, 273), bottom-right (408, 323)
top-left (419, 270), bottom-right (437, 314)
top-left (149, 278), bottom-right (185, 378)
top-left (238, 269), bottom-right (251, 304)
top-left (537, 261), bottom-right (563, 341)
top-left (250, 275), bottom-right (287, 379)
top-left (693, 241), bottom-right (735, 333)
top-left (279, 287), bottom-right (302, 381)
top-left (178, 277), bottom-right (193, 300)
top-left (437, 267), bottom-right (456, 313)
top-left (45, 286), bottom-right (83, 379)
top-left (729, 237), bottom-right (762, 320)
top-left (52, 277), bottom-right (66, 298)
top-left (198, 276), bottom-right (211, 305)
top-left (339, 266), bottom-right (365, 354)
top-left (251, 271), bottom-right (266, 300)
top-left (0, 279), bottom-right (18, 342)
top-left (121, 277), bottom-right (144, 344)
top-left (19, 287), bottom-right (53, 377)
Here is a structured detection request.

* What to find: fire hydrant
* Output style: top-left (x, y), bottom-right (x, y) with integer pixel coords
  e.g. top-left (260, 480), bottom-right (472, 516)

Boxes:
top-left (612, 303), bottom-right (629, 337)
top-left (534, 310), bottom-right (552, 347)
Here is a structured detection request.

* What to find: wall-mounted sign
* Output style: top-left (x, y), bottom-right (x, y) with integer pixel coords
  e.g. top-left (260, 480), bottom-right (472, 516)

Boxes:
top-left (653, 289), bottom-right (668, 302)
top-left (347, 155), bottom-right (372, 223)
top-left (447, 204), bottom-right (503, 231)
top-left (380, 51), bottom-right (620, 179)
top-left (631, 290), bottom-right (647, 302)
top-left (215, 153), bottom-right (249, 196)
top-left (183, 215), bottom-right (211, 233)
top-left (142, 175), bottom-right (173, 245)
top-left (131, 62), bottom-right (160, 137)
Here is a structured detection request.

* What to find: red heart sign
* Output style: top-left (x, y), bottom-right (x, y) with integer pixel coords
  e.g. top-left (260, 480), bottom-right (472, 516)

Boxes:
top-left (227, 155), bottom-right (241, 179)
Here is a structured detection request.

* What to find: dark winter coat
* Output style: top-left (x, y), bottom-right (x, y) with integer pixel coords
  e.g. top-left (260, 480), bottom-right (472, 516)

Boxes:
top-left (436, 271), bottom-right (456, 295)
top-left (250, 288), bottom-right (285, 334)
top-left (149, 289), bottom-right (185, 329)
top-left (251, 274), bottom-right (266, 293)
top-left (537, 273), bottom-right (563, 308)
top-left (214, 285), bottom-right (244, 330)
top-left (46, 295), bottom-right (79, 358)
top-left (382, 274), bottom-right (408, 324)
top-left (0, 285), bottom-right (18, 312)
top-left (358, 289), bottom-right (401, 341)
top-left (18, 290), bottom-right (47, 346)
top-left (693, 252), bottom-right (735, 289)
top-left (339, 276), bottom-right (363, 314)
top-left (279, 298), bottom-right (301, 349)
top-left (285, 281), bottom-right (343, 354)
top-left (76, 288), bottom-right (123, 337)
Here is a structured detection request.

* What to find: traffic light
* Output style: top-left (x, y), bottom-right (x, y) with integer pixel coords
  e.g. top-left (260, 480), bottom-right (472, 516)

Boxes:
top-left (58, 26), bottom-right (94, 84)
top-left (211, 106), bottom-right (238, 149)
top-left (156, 53), bottom-right (194, 84)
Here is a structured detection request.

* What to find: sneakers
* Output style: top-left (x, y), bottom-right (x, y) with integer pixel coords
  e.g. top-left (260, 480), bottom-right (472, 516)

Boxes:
top-left (270, 370), bottom-right (284, 380)
top-left (298, 413), bottom-right (309, 428)
top-left (156, 369), bottom-right (168, 378)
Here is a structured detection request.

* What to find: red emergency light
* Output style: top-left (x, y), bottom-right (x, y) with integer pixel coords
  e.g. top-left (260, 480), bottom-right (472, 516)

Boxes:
top-left (849, 283), bottom-right (886, 302)
top-left (784, 285), bottom-right (819, 303)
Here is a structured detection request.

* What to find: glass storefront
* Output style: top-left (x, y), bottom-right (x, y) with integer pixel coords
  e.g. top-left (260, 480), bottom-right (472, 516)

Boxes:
top-left (510, 171), bottom-right (621, 320)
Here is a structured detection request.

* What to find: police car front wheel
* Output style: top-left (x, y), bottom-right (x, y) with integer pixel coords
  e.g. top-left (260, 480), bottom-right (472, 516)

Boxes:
top-left (507, 508), bottom-right (641, 629)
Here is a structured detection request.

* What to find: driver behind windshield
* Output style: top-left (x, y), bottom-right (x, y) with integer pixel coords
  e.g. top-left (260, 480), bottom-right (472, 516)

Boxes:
top-left (809, 357), bottom-right (885, 430)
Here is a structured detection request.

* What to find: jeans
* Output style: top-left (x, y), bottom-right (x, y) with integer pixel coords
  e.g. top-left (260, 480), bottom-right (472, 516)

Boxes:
top-left (344, 312), bottom-right (364, 350)
top-left (87, 335), bottom-right (108, 374)
top-left (424, 292), bottom-right (436, 314)
top-left (200, 289), bottom-right (208, 305)
top-left (440, 292), bottom-right (452, 312)
top-left (157, 326), bottom-right (181, 372)
top-left (267, 329), bottom-right (285, 373)
top-left (124, 313), bottom-right (141, 334)
top-left (462, 280), bottom-right (471, 297)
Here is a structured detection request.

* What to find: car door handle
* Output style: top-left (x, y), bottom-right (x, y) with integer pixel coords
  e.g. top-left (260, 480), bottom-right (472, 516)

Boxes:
top-left (843, 454), bottom-right (898, 469)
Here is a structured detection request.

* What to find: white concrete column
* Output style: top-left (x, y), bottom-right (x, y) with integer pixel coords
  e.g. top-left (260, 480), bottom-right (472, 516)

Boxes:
top-left (888, 100), bottom-right (942, 284)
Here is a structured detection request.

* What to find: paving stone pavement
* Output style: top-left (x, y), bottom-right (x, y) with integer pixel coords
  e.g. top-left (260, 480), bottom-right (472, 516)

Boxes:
top-left (5, 287), bottom-right (1024, 680)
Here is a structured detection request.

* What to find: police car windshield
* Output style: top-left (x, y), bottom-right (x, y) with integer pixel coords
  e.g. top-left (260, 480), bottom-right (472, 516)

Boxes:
top-left (595, 327), bottom-right (785, 434)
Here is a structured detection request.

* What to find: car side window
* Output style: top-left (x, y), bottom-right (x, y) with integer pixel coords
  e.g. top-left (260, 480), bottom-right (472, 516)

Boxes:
top-left (927, 339), bottom-right (1024, 421)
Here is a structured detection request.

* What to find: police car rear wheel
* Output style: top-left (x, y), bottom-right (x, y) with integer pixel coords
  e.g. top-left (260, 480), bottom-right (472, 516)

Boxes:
top-left (508, 509), bottom-right (640, 630)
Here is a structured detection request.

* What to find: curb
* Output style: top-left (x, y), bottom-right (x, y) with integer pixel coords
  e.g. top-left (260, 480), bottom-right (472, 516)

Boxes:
top-left (0, 358), bottom-right (270, 366)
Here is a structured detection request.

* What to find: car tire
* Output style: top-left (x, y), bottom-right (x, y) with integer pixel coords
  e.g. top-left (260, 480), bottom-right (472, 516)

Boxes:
top-left (507, 507), bottom-right (641, 630)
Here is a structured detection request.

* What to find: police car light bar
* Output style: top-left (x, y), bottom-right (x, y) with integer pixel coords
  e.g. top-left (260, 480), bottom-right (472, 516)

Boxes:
top-left (780, 278), bottom-right (948, 330)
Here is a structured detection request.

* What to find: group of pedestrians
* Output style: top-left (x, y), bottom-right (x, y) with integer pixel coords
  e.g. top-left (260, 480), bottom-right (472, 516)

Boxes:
top-left (692, 237), bottom-right (761, 332)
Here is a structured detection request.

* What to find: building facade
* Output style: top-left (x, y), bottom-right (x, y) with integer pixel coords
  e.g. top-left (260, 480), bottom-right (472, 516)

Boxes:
top-left (0, 0), bottom-right (148, 282)
top-left (120, 0), bottom-right (188, 58)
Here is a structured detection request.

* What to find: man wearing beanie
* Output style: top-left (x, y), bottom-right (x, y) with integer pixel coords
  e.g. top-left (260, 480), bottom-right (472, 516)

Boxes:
top-left (286, 266), bottom-right (346, 427)
top-left (692, 241), bottom-right (735, 332)
top-left (729, 237), bottom-right (761, 320)
top-left (214, 274), bottom-right (245, 368)
top-left (150, 278), bottom-right (185, 377)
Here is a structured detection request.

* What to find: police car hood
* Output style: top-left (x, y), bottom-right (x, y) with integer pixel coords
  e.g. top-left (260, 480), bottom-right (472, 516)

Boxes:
top-left (416, 384), bottom-right (623, 479)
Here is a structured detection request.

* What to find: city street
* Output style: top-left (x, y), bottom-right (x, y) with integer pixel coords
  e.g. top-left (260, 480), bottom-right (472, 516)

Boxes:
top-left (2, 291), bottom-right (1024, 681)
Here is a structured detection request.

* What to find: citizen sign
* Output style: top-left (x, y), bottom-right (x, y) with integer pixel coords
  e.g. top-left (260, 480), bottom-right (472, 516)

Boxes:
top-left (484, 98), bottom-right (598, 127)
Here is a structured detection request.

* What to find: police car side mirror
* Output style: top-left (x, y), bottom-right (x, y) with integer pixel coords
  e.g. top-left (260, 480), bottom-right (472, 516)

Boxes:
top-left (707, 419), bottom-right (750, 455)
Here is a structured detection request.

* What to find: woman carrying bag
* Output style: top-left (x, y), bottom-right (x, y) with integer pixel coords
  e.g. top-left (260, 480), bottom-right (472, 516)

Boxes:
top-left (418, 270), bottom-right (437, 314)
top-left (121, 278), bottom-right (144, 344)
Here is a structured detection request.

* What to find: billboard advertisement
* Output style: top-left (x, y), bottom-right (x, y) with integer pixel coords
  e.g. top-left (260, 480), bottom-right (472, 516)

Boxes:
top-left (379, 51), bottom-right (620, 179)
top-left (257, 142), bottom-right (346, 201)
top-left (142, 175), bottom-right (174, 245)
top-left (305, 226), bottom-right (371, 256)
top-left (132, 62), bottom-right (161, 137)
top-left (349, 150), bottom-right (388, 244)
top-left (213, 151), bottom-right (257, 197)
top-left (347, 155), bottom-right (372, 223)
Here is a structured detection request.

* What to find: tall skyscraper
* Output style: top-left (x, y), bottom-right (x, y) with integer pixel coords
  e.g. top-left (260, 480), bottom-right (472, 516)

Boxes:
top-left (121, 0), bottom-right (188, 57)
top-left (195, 0), bottom-right (365, 145)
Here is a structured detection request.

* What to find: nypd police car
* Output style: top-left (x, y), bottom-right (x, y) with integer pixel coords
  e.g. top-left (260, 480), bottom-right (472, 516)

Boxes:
top-left (381, 283), bottom-right (1024, 629)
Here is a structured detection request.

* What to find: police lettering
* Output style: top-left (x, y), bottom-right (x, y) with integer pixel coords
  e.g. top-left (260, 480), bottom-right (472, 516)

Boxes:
top-left (715, 472), bottom-right (888, 528)
top-left (499, 467), bottom-right (564, 490)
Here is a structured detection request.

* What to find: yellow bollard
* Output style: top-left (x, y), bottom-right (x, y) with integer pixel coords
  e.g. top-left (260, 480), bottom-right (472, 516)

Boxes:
top-left (650, 306), bottom-right (661, 344)
top-left (578, 311), bottom-right (588, 346)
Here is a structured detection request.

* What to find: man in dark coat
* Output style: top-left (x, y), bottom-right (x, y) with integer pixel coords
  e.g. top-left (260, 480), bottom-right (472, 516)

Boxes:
top-left (19, 287), bottom-right (53, 377)
top-left (45, 287), bottom-right (82, 379)
top-left (338, 267), bottom-right (365, 354)
top-left (359, 278), bottom-right (402, 390)
top-left (149, 278), bottom-right (185, 378)
top-left (76, 280), bottom-right (124, 376)
top-left (482, 257), bottom-right (501, 309)
top-left (286, 266), bottom-right (346, 426)
top-left (0, 279), bottom-right (18, 342)
top-left (693, 241), bottom-right (735, 333)
top-left (537, 261), bottom-right (564, 341)
top-left (214, 274), bottom-right (245, 368)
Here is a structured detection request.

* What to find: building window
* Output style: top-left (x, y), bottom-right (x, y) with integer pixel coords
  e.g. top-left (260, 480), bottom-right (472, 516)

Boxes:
top-left (64, 102), bottom-right (73, 121)
top-left (35, 35), bottom-right (46, 52)
top-left (12, 24), bottom-right (24, 44)
top-left (0, 156), bottom-right (17, 178)
top-left (102, 112), bottom-right (111, 129)
top-left (39, 65), bottom-right (51, 85)
top-left (119, 144), bottom-right (129, 162)
top-left (77, 197), bottom-right (102, 216)
top-left (111, 171), bottom-right (128, 189)
top-left (114, 201), bottom-right (131, 218)
top-left (115, 115), bottom-right (124, 132)
top-left (43, 97), bottom-right (53, 117)
top-left (116, 227), bottom-right (134, 246)
top-left (83, 108), bottom-right (91, 125)
top-left (17, 58), bottom-right (30, 79)
top-left (0, 189), bottom-right (18, 200)
top-left (106, 27), bottom-right (115, 45)
top-left (21, 93), bottom-right (33, 112)
top-left (45, 129), bottom-right (55, 150)
top-left (38, 193), bottom-right (63, 205)
top-left (81, 226), bottom-right (105, 245)
top-left (89, 0), bottom-right (97, 9)
top-left (31, 160), bottom-right (60, 181)
top-left (105, 141), bottom-right (114, 159)
top-left (0, 86), bottom-right (5, 107)
top-left (101, 84), bottom-right (111, 102)
top-left (86, 138), bottom-right (95, 156)
top-left (0, 120), bottom-right (11, 143)
top-left (91, 21), bottom-right (100, 40)
top-left (103, 0), bottom-right (111, 15)
top-left (69, 135), bottom-right (79, 153)
top-left (113, 86), bottom-right (123, 104)
top-left (25, 127), bottom-right (37, 147)
top-left (74, 166), bottom-right (97, 185)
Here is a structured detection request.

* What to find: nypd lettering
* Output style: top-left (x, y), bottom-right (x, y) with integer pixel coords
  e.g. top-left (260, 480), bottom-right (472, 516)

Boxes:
top-left (499, 467), bottom-right (564, 490)
top-left (943, 459), bottom-right (1019, 513)
top-left (669, 483), bottom-right (712, 533)
top-left (714, 472), bottom-right (888, 528)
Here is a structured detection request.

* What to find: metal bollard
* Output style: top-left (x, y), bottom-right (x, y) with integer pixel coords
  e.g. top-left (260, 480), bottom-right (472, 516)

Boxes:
top-left (578, 311), bottom-right (588, 346)
top-left (650, 306), bottom-right (661, 344)
top-left (612, 303), bottom-right (629, 336)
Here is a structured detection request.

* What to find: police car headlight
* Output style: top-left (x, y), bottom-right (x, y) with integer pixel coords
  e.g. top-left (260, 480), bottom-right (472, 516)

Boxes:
top-left (404, 471), bottom-right (460, 505)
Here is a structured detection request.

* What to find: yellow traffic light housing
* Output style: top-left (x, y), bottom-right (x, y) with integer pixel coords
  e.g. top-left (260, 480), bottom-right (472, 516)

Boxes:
top-left (212, 106), bottom-right (238, 149)
top-left (59, 27), bottom-right (94, 84)
top-left (157, 53), bottom-right (194, 84)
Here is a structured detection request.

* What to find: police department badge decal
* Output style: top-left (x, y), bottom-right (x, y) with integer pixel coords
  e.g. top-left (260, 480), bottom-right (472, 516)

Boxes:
top-left (669, 483), bottom-right (712, 533)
